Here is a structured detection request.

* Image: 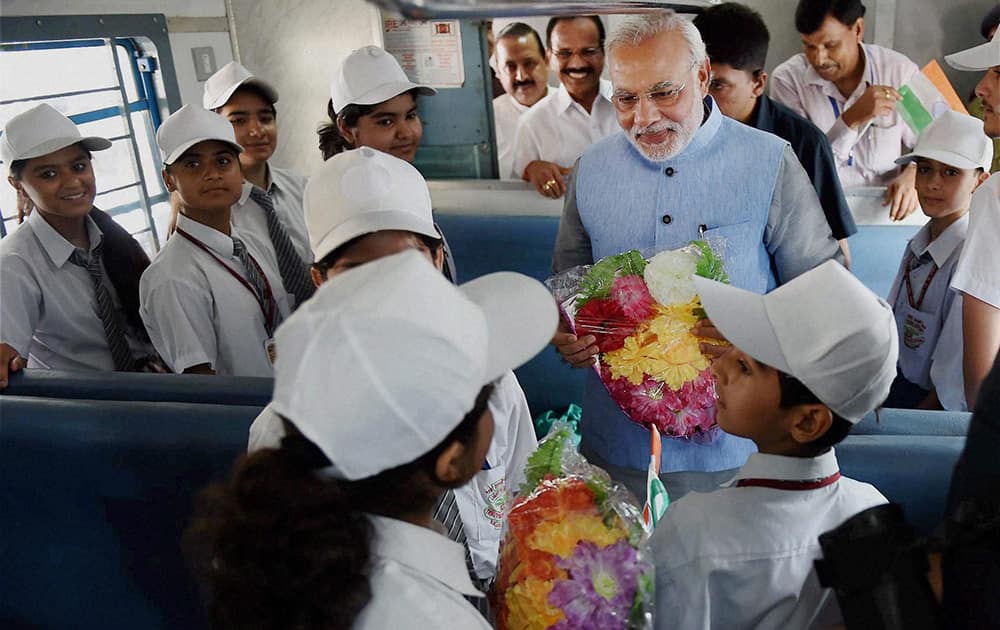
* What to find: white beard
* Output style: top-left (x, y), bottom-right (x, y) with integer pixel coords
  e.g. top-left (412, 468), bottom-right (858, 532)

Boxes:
top-left (626, 91), bottom-right (704, 163)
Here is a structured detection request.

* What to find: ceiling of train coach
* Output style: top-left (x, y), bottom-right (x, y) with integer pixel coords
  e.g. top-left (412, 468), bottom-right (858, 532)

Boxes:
top-left (368, 0), bottom-right (717, 19)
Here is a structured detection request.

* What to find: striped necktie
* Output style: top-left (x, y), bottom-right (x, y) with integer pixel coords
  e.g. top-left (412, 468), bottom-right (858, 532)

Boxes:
top-left (249, 187), bottom-right (314, 307)
top-left (433, 489), bottom-right (492, 620)
top-left (232, 237), bottom-right (281, 335)
top-left (68, 246), bottom-right (134, 371)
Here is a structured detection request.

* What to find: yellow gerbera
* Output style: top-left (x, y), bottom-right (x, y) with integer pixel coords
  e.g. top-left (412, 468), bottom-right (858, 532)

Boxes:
top-left (527, 514), bottom-right (626, 558)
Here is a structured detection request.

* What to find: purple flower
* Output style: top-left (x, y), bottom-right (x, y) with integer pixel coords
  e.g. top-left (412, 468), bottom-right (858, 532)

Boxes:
top-left (548, 540), bottom-right (641, 629)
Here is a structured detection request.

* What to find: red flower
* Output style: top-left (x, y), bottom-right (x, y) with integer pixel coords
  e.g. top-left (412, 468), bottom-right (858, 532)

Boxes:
top-left (575, 298), bottom-right (636, 353)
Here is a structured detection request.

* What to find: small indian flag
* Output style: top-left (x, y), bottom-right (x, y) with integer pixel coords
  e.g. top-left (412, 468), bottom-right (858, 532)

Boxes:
top-left (642, 426), bottom-right (669, 533)
top-left (897, 60), bottom-right (969, 135)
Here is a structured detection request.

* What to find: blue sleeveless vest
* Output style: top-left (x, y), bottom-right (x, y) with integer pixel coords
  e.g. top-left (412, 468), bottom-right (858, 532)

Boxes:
top-left (575, 98), bottom-right (787, 472)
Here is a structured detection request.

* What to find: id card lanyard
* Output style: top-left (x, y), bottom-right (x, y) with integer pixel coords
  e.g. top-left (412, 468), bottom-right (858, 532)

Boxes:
top-left (903, 253), bottom-right (939, 311)
top-left (175, 227), bottom-right (279, 335)
top-left (828, 58), bottom-right (877, 167)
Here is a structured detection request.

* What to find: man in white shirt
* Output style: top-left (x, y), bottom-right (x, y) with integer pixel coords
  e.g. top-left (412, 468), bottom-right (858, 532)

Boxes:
top-left (944, 32), bottom-right (1000, 408)
top-left (492, 23), bottom-right (549, 179)
top-left (770, 0), bottom-right (932, 220)
top-left (512, 16), bottom-right (619, 198)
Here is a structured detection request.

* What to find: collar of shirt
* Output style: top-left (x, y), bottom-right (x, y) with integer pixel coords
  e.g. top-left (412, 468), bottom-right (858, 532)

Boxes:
top-left (804, 42), bottom-right (875, 104)
top-left (749, 93), bottom-right (774, 129)
top-left (720, 449), bottom-right (840, 488)
top-left (676, 95), bottom-right (724, 158)
top-left (27, 208), bottom-right (103, 268)
top-left (175, 213), bottom-right (236, 257)
top-left (908, 213), bottom-right (969, 267)
top-left (369, 514), bottom-right (483, 597)
top-left (555, 79), bottom-right (613, 117)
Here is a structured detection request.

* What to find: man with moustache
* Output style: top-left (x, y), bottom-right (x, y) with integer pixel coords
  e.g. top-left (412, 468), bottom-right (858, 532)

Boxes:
top-left (552, 12), bottom-right (840, 501)
top-left (771, 0), bottom-right (935, 221)
top-left (492, 23), bottom-right (550, 179)
top-left (512, 16), bottom-right (619, 198)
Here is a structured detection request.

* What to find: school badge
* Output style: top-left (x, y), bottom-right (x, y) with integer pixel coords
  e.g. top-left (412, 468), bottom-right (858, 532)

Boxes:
top-left (903, 313), bottom-right (927, 349)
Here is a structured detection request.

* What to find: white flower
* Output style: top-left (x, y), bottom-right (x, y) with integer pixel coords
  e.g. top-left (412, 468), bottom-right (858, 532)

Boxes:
top-left (644, 248), bottom-right (699, 305)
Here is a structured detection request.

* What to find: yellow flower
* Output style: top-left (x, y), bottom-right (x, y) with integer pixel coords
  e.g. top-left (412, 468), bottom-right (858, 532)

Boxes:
top-left (504, 577), bottom-right (565, 630)
top-left (527, 514), bottom-right (627, 558)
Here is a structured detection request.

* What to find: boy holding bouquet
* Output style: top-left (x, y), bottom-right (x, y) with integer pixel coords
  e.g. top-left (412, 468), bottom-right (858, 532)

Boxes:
top-left (883, 111), bottom-right (992, 411)
top-left (652, 261), bottom-right (896, 629)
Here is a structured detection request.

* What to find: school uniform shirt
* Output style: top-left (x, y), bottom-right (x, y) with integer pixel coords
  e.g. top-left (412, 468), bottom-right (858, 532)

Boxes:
top-left (352, 515), bottom-right (491, 630)
top-left (952, 173), bottom-right (1000, 310)
top-left (231, 167), bottom-right (311, 300)
top-left (511, 80), bottom-right (619, 178)
top-left (887, 215), bottom-right (968, 410)
top-left (493, 90), bottom-right (544, 179)
top-left (245, 369), bottom-right (536, 579)
top-left (139, 214), bottom-right (291, 376)
top-left (771, 43), bottom-right (927, 188)
top-left (1, 210), bottom-right (153, 370)
top-left (652, 450), bottom-right (887, 630)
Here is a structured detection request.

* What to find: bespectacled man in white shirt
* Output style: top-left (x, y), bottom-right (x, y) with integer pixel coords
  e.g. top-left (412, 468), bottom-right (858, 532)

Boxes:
top-left (492, 22), bottom-right (549, 180)
top-left (770, 0), bottom-right (941, 221)
top-left (511, 16), bottom-right (620, 199)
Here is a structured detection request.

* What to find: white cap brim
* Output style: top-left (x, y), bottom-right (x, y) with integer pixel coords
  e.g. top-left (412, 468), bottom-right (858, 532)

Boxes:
top-left (460, 271), bottom-right (559, 383)
top-left (204, 77), bottom-right (279, 110)
top-left (333, 81), bottom-right (436, 113)
top-left (945, 39), bottom-right (999, 71)
top-left (312, 210), bottom-right (439, 262)
top-left (693, 276), bottom-right (790, 374)
top-left (163, 136), bottom-right (243, 165)
top-left (7, 135), bottom-right (112, 164)
top-left (896, 147), bottom-right (986, 170)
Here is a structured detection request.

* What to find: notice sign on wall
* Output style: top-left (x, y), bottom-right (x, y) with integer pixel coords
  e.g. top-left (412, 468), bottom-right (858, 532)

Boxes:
top-left (382, 16), bottom-right (464, 88)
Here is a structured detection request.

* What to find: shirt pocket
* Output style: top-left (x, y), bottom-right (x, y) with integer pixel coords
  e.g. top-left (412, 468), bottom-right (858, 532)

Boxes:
top-left (701, 221), bottom-right (766, 292)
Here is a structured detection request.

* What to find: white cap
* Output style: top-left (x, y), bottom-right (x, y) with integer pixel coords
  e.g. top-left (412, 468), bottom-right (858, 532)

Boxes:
top-left (202, 61), bottom-right (279, 110)
top-left (270, 249), bottom-right (558, 480)
top-left (156, 104), bottom-right (244, 165)
top-left (896, 110), bottom-right (993, 171)
top-left (945, 31), bottom-right (1000, 71)
top-left (330, 45), bottom-right (437, 113)
top-left (694, 261), bottom-right (898, 423)
top-left (1, 103), bottom-right (111, 169)
top-left (305, 146), bottom-right (438, 262)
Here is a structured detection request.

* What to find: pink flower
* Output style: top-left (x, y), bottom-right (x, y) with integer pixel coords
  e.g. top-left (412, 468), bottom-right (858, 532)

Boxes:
top-left (609, 275), bottom-right (655, 323)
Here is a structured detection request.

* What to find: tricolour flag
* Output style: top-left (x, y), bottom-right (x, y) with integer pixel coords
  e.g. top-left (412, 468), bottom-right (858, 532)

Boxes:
top-left (642, 425), bottom-right (669, 533)
top-left (897, 60), bottom-right (969, 135)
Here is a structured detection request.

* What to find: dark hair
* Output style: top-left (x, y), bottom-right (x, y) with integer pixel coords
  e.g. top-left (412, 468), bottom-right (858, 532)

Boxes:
top-left (184, 384), bottom-right (494, 630)
top-left (312, 232), bottom-right (443, 277)
top-left (795, 0), bottom-right (866, 34)
top-left (982, 3), bottom-right (1000, 40)
top-left (694, 3), bottom-right (770, 72)
top-left (546, 15), bottom-right (606, 50)
top-left (496, 21), bottom-right (546, 56)
top-left (10, 150), bottom-right (151, 338)
top-left (216, 84), bottom-right (278, 115)
top-left (317, 90), bottom-right (421, 161)
top-left (778, 371), bottom-right (854, 455)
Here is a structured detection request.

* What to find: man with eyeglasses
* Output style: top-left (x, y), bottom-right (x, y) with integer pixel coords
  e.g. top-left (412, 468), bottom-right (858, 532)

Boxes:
top-left (552, 12), bottom-right (840, 502)
top-left (492, 22), bottom-right (550, 180)
top-left (770, 0), bottom-right (939, 221)
top-left (694, 3), bottom-right (856, 266)
top-left (511, 16), bottom-right (619, 198)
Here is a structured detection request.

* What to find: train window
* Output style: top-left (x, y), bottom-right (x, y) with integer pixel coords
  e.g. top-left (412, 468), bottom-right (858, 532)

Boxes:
top-left (0, 38), bottom-right (169, 254)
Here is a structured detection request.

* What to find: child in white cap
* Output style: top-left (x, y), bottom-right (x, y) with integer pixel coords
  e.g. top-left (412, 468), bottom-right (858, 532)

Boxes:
top-left (944, 34), bottom-right (1000, 408)
top-left (185, 250), bottom-right (557, 630)
top-left (319, 46), bottom-right (458, 282)
top-left (652, 261), bottom-right (897, 630)
top-left (247, 147), bottom-right (543, 605)
top-left (884, 111), bottom-right (992, 411)
top-left (203, 61), bottom-right (314, 309)
top-left (0, 103), bottom-right (161, 386)
top-left (139, 105), bottom-right (290, 376)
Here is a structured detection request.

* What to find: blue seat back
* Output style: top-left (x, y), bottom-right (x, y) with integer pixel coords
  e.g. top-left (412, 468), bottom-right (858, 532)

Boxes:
top-left (837, 434), bottom-right (964, 535)
top-left (0, 396), bottom-right (259, 630)
top-left (847, 225), bottom-right (919, 298)
top-left (853, 408), bottom-right (971, 436)
top-left (3, 369), bottom-right (274, 406)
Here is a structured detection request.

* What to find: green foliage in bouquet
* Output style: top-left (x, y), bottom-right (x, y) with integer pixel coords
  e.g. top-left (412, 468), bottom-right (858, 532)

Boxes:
top-left (575, 250), bottom-right (647, 309)
top-left (692, 240), bottom-right (729, 283)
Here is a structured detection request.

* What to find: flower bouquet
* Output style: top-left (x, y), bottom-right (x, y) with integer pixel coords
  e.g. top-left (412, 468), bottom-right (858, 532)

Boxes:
top-left (547, 242), bottom-right (729, 440)
top-left (495, 422), bottom-right (654, 629)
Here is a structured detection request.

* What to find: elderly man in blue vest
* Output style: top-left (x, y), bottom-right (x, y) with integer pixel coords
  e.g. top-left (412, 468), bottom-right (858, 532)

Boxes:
top-left (552, 12), bottom-right (842, 501)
